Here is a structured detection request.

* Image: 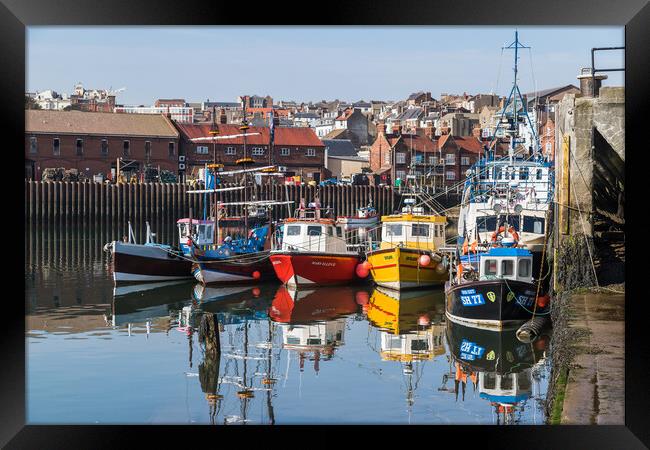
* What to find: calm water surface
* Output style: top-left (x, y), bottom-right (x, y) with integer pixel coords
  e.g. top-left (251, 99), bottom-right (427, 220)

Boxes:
top-left (25, 220), bottom-right (550, 425)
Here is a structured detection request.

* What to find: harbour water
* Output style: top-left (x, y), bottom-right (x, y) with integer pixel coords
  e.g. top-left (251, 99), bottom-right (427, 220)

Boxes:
top-left (25, 220), bottom-right (550, 425)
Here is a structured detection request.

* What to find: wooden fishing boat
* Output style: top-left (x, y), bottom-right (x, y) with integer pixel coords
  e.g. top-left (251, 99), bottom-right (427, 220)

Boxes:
top-left (336, 204), bottom-right (379, 228)
top-left (365, 196), bottom-right (449, 290)
top-left (107, 222), bottom-right (193, 283)
top-left (269, 201), bottom-right (363, 287)
top-left (445, 245), bottom-right (550, 330)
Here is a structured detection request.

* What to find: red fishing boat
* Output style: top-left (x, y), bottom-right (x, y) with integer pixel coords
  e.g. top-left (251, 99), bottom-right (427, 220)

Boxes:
top-left (269, 200), bottom-right (365, 288)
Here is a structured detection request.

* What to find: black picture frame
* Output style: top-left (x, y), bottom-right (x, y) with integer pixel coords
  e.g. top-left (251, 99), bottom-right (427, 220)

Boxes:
top-left (4, 0), bottom-right (648, 447)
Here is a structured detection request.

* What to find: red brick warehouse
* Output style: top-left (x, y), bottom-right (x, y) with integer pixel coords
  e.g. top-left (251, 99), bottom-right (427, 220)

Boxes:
top-left (25, 110), bottom-right (180, 181)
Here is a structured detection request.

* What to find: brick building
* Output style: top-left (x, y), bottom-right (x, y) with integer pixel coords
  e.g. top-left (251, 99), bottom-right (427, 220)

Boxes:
top-left (175, 123), bottom-right (327, 183)
top-left (25, 110), bottom-right (180, 181)
top-left (68, 83), bottom-right (116, 113)
top-left (369, 122), bottom-right (486, 187)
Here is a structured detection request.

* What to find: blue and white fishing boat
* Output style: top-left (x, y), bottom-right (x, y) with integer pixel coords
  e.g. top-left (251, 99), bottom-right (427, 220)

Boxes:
top-left (457, 31), bottom-right (554, 262)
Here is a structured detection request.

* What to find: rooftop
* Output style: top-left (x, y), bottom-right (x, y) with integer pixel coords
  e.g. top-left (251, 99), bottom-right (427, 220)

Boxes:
top-left (26, 109), bottom-right (179, 138)
top-left (322, 139), bottom-right (357, 157)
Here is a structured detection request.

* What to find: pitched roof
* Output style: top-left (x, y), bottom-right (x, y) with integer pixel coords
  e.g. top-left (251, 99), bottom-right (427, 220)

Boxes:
top-left (274, 127), bottom-right (324, 147)
top-left (324, 128), bottom-right (348, 140)
top-left (394, 133), bottom-right (437, 152)
top-left (335, 108), bottom-right (354, 121)
top-left (524, 84), bottom-right (580, 99)
top-left (176, 123), bottom-right (324, 147)
top-left (176, 123), bottom-right (269, 145)
top-left (322, 139), bottom-right (357, 157)
top-left (26, 110), bottom-right (179, 138)
top-left (396, 107), bottom-right (423, 121)
top-left (439, 135), bottom-right (484, 154)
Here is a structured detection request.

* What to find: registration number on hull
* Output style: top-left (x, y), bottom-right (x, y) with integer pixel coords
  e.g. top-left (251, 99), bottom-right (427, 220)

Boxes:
top-left (460, 339), bottom-right (485, 360)
top-left (459, 288), bottom-right (485, 306)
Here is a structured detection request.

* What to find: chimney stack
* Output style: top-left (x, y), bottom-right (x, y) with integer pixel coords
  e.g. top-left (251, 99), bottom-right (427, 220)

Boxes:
top-left (377, 121), bottom-right (386, 135)
top-left (219, 108), bottom-right (227, 124)
top-left (392, 120), bottom-right (401, 135)
top-left (577, 67), bottom-right (608, 98)
top-left (425, 124), bottom-right (435, 139)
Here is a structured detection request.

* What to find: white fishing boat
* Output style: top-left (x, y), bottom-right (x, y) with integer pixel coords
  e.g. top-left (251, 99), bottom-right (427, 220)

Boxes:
top-left (336, 204), bottom-right (379, 228)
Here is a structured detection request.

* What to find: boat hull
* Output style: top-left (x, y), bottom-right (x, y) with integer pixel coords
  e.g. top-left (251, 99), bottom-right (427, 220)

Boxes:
top-left (445, 279), bottom-right (549, 330)
top-left (367, 247), bottom-right (448, 290)
top-left (111, 241), bottom-right (193, 283)
top-left (193, 253), bottom-right (274, 285)
top-left (269, 252), bottom-right (361, 287)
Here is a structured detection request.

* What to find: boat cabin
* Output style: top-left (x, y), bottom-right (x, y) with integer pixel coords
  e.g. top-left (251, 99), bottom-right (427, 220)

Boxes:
top-left (177, 218), bottom-right (215, 254)
top-left (279, 219), bottom-right (348, 253)
top-left (380, 213), bottom-right (447, 251)
top-left (478, 247), bottom-right (533, 283)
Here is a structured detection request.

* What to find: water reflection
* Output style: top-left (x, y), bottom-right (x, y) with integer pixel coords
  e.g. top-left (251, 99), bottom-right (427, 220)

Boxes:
top-left (26, 222), bottom-right (550, 424)
top-left (445, 321), bottom-right (549, 425)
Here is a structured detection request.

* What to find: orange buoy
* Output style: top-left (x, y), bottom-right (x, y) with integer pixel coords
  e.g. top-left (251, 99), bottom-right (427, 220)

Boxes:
top-left (356, 264), bottom-right (369, 278)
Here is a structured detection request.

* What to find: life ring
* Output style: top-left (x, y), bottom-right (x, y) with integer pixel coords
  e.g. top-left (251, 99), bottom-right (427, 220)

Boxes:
top-left (491, 226), bottom-right (519, 243)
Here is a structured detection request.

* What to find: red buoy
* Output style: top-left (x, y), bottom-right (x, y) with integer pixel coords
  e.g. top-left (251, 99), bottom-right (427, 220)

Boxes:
top-left (356, 264), bottom-right (369, 278)
top-left (252, 287), bottom-right (261, 297)
top-left (418, 254), bottom-right (431, 266)
top-left (252, 271), bottom-right (261, 280)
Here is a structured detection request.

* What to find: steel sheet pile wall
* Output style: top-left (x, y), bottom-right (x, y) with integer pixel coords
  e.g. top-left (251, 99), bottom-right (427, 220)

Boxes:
top-left (25, 181), bottom-right (461, 223)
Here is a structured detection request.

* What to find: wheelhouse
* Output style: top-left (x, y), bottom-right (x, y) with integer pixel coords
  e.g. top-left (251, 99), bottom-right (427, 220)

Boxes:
top-left (380, 213), bottom-right (446, 251)
top-left (177, 218), bottom-right (215, 254)
top-left (279, 220), bottom-right (347, 253)
top-left (478, 247), bottom-right (533, 283)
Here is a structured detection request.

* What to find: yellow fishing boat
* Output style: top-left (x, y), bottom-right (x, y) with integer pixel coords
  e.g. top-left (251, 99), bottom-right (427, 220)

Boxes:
top-left (366, 199), bottom-right (449, 290)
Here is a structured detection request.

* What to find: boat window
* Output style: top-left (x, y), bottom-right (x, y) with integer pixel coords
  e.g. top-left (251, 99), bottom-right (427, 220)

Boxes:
top-left (286, 337), bottom-right (301, 345)
top-left (287, 225), bottom-right (301, 236)
top-left (518, 259), bottom-right (531, 277)
top-left (518, 372), bottom-right (532, 390)
top-left (519, 167), bottom-right (529, 180)
top-left (327, 226), bottom-right (333, 236)
top-left (307, 226), bottom-right (322, 236)
top-left (307, 338), bottom-right (322, 345)
top-left (477, 216), bottom-right (497, 233)
top-left (484, 372), bottom-right (497, 389)
top-left (498, 215), bottom-right (520, 230)
top-left (411, 224), bottom-right (429, 237)
top-left (484, 259), bottom-right (498, 276)
top-left (386, 224), bottom-right (403, 236)
top-left (494, 166), bottom-right (502, 180)
top-left (501, 259), bottom-right (514, 276)
top-left (501, 374), bottom-right (513, 390)
top-left (411, 339), bottom-right (429, 351)
top-left (336, 226), bottom-right (343, 237)
top-left (510, 170), bottom-right (516, 180)
top-left (523, 216), bottom-right (544, 234)
top-left (536, 169), bottom-right (543, 180)
top-left (388, 337), bottom-right (402, 350)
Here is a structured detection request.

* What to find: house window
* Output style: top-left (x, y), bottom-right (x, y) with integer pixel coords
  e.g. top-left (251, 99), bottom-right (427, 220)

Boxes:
top-left (53, 138), bottom-right (60, 155)
top-left (446, 171), bottom-right (455, 180)
top-left (225, 146), bottom-right (236, 155)
top-left (396, 170), bottom-right (406, 179)
top-left (252, 147), bottom-right (264, 156)
top-left (445, 153), bottom-right (455, 165)
top-left (306, 148), bottom-right (316, 157)
top-left (123, 140), bottom-right (130, 157)
top-left (101, 139), bottom-right (108, 156)
top-left (428, 156), bottom-right (437, 165)
top-left (168, 142), bottom-right (175, 157)
top-left (461, 156), bottom-right (470, 166)
top-left (545, 142), bottom-right (552, 153)
top-left (281, 148), bottom-right (290, 156)
top-left (29, 137), bottom-right (38, 154)
top-left (145, 141), bottom-right (151, 158)
top-left (395, 152), bottom-right (406, 164)
top-left (75, 139), bottom-right (83, 156)
top-left (196, 145), bottom-right (209, 155)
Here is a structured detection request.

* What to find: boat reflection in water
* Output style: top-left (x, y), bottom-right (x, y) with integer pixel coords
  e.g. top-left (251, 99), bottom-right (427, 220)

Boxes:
top-left (111, 280), bottom-right (195, 331)
top-left (176, 288), bottom-right (278, 425)
top-left (444, 320), bottom-right (549, 424)
top-left (364, 287), bottom-right (446, 415)
top-left (269, 285), bottom-right (361, 374)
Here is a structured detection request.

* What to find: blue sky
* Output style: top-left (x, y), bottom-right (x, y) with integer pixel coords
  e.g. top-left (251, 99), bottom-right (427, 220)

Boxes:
top-left (27, 26), bottom-right (624, 105)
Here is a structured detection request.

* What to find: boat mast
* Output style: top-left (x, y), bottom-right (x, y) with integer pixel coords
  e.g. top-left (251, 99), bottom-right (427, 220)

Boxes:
top-left (209, 106), bottom-right (220, 246)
